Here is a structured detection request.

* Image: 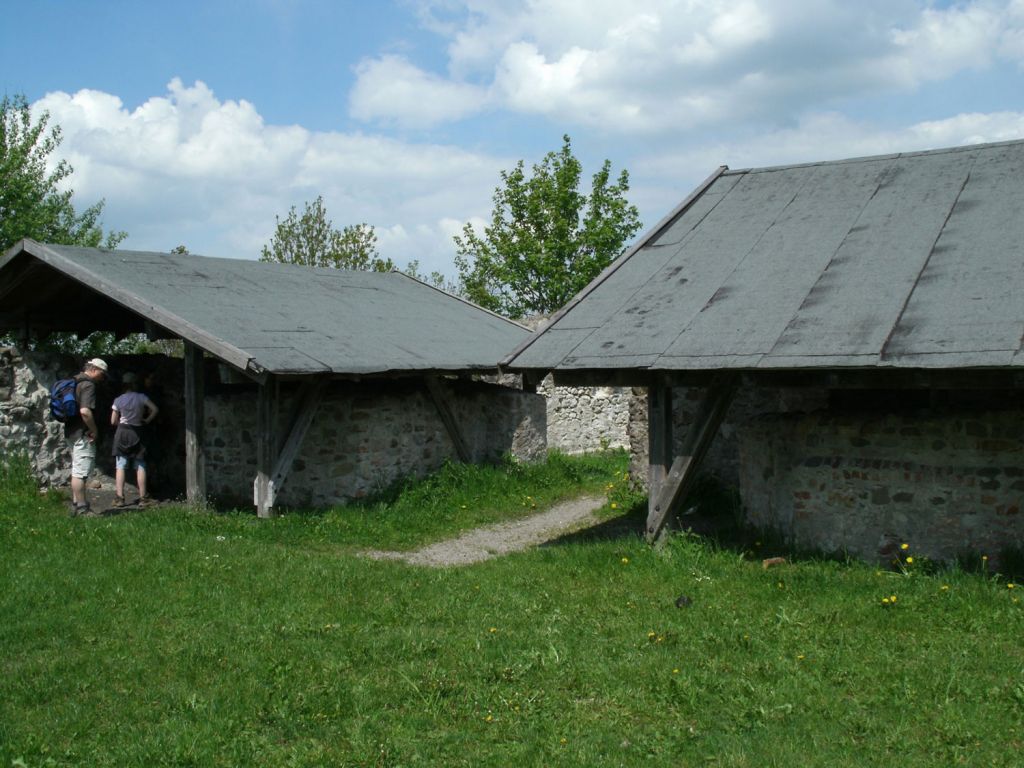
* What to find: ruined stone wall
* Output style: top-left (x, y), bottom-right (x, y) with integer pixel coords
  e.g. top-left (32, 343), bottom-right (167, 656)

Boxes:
top-left (0, 348), bottom-right (187, 491)
top-left (537, 375), bottom-right (632, 454)
top-left (739, 406), bottom-right (1024, 564)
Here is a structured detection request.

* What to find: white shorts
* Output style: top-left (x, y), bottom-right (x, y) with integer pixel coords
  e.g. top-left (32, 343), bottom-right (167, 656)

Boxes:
top-left (70, 437), bottom-right (96, 479)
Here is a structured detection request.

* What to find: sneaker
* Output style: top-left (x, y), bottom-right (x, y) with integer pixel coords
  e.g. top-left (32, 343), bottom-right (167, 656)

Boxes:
top-left (112, 495), bottom-right (126, 508)
top-left (138, 496), bottom-right (155, 508)
top-left (72, 502), bottom-right (92, 516)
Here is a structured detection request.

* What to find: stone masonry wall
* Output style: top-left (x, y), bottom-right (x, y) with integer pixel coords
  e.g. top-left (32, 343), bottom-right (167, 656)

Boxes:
top-left (1, 347), bottom-right (545, 509)
top-left (204, 377), bottom-right (545, 508)
top-left (739, 407), bottom-right (1024, 563)
top-left (537, 374), bottom-right (632, 454)
top-left (627, 384), bottom-right (828, 489)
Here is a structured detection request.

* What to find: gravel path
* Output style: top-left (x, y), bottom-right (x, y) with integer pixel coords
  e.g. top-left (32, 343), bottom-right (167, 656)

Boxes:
top-left (363, 494), bottom-right (607, 567)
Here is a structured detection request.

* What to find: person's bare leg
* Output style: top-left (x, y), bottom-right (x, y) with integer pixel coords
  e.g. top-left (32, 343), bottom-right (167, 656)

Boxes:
top-left (115, 467), bottom-right (126, 499)
top-left (71, 475), bottom-right (86, 506)
top-left (137, 466), bottom-right (148, 500)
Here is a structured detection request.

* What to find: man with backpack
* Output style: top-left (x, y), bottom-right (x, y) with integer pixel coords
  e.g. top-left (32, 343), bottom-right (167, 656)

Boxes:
top-left (65, 358), bottom-right (108, 516)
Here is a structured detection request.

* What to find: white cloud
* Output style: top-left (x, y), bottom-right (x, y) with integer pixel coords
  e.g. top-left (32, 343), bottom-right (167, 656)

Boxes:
top-left (354, 1), bottom-right (1024, 133)
top-left (636, 110), bottom-right (1024, 189)
top-left (33, 81), bottom-right (508, 274)
top-left (349, 54), bottom-right (488, 126)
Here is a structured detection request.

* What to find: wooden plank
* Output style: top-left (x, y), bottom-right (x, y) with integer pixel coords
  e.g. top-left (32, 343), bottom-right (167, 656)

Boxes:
top-left (268, 378), bottom-right (327, 502)
top-left (646, 383), bottom-right (673, 529)
top-left (254, 377), bottom-right (276, 518)
top-left (425, 376), bottom-right (471, 463)
top-left (183, 342), bottom-right (206, 506)
top-left (646, 374), bottom-right (738, 543)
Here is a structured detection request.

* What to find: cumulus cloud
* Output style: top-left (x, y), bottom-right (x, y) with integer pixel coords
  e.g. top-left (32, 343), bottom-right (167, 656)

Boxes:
top-left (633, 110), bottom-right (1024, 197)
top-left (33, 80), bottom-right (508, 273)
top-left (349, 54), bottom-right (488, 126)
top-left (353, 0), bottom-right (1024, 133)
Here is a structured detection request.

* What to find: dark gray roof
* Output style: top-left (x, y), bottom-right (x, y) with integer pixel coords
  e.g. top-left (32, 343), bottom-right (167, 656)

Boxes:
top-left (0, 240), bottom-right (530, 376)
top-left (506, 139), bottom-right (1024, 373)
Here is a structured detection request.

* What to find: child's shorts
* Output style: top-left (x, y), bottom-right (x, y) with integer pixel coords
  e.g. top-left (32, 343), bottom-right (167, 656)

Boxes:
top-left (115, 455), bottom-right (147, 471)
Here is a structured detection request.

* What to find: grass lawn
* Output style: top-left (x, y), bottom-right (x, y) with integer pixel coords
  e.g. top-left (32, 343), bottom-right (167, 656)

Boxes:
top-left (1, 451), bottom-right (1022, 767)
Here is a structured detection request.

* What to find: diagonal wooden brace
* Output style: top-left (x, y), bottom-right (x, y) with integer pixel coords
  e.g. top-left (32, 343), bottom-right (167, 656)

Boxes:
top-left (425, 375), bottom-right (471, 463)
top-left (254, 377), bottom-right (326, 515)
top-left (646, 374), bottom-right (738, 543)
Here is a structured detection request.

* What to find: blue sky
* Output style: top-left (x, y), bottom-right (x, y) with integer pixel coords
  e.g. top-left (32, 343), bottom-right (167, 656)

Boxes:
top-left (2, 0), bottom-right (1023, 277)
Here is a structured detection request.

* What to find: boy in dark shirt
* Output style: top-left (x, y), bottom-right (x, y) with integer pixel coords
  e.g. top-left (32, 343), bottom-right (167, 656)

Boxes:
top-left (110, 371), bottom-right (159, 507)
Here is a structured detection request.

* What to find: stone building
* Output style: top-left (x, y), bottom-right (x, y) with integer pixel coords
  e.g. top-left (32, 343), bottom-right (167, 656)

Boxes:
top-left (0, 241), bottom-right (544, 514)
top-left (505, 139), bottom-right (1024, 563)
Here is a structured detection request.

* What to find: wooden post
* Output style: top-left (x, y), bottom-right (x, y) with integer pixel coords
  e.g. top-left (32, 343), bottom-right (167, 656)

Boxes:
top-left (183, 342), bottom-right (206, 506)
top-left (254, 377), bottom-right (276, 518)
top-left (646, 374), bottom-right (738, 543)
top-left (425, 376), bottom-right (472, 463)
top-left (646, 382), bottom-right (673, 533)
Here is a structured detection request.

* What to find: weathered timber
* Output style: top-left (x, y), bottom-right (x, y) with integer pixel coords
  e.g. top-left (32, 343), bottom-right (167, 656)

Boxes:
top-left (646, 374), bottom-right (738, 543)
top-left (254, 377), bottom-right (276, 517)
top-left (183, 342), bottom-right (206, 506)
top-left (646, 382), bottom-right (673, 530)
top-left (425, 376), bottom-right (471, 462)
top-left (268, 378), bottom-right (327, 504)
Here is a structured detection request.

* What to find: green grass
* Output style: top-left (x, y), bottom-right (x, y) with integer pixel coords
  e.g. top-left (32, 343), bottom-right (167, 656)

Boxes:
top-left (1, 452), bottom-right (1022, 767)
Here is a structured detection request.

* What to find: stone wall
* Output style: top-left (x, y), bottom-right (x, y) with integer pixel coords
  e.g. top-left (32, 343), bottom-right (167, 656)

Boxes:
top-left (626, 384), bottom-right (828, 489)
top-left (537, 375), bottom-right (632, 454)
top-left (0, 347), bottom-right (545, 509)
top-left (739, 405), bottom-right (1024, 564)
top-left (204, 377), bottom-right (545, 508)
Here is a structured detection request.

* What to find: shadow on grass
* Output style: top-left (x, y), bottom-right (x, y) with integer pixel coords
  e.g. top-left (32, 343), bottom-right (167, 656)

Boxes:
top-left (546, 473), bottom-right (1024, 582)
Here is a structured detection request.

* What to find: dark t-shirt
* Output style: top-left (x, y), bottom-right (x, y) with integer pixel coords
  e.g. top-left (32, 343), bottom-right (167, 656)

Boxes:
top-left (65, 375), bottom-right (98, 441)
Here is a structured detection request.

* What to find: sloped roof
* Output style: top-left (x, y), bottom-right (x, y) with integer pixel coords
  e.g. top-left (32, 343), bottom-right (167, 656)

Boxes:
top-left (0, 240), bottom-right (530, 376)
top-left (505, 139), bottom-right (1024, 373)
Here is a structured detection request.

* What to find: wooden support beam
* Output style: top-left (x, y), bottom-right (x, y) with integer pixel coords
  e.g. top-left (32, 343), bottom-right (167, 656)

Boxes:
top-left (646, 382), bottom-right (674, 533)
top-left (425, 376), bottom-right (471, 463)
top-left (183, 342), bottom-right (206, 506)
top-left (254, 377), bottom-right (276, 518)
top-left (646, 374), bottom-right (738, 543)
top-left (265, 378), bottom-right (326, 506)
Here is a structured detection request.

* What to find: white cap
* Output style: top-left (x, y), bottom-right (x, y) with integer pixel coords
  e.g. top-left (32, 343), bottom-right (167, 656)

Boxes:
top-left (86, 357), bottom-right (108, 373)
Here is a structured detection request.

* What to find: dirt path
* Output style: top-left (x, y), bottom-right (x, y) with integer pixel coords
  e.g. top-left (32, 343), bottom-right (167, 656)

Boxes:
top-left (363, 494), bottom-right (607, 567)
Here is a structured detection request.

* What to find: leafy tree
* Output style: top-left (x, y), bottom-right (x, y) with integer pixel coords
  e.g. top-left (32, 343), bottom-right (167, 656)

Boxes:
top-left (403, 259), bottom-right (459, 294)
top-left (454, 134), bottom-right (641, 318)
top-left (260, 196), bottom-right (395, 271)
top-left (0, 93), bottom-right (124, 251)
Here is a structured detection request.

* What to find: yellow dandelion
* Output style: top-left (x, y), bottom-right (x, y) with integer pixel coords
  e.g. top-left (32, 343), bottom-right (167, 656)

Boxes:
top-left (1008, 583), bottom-right (1016, 590)
top-left (941, 585), bottom-right (950, 591)
top-left (621, 557), bottom-right (629, 564)
top-left (489, 627), bottom-right (497, 633)
top-left (647, 631), bottom-right (657, 639)
top-left (797, 654), bottom-right (805, 660)
top-left (900, 543), bottom-right (909, 551)
top-left (905, 556), bottom-right (914, 564)
top-left (672, 668), bottom-right (679, 674)
top-left (560, 737), bottom-right (568, 745)
top-left (881, 597), bottom-right (890, 605)
top-left (611, 502), bottom-right (618, 509)
top-left (982, 555), bottom-right (989, 561)
top-left (890, 594), bottom-right (898, 603)
top-left (485, 714), bottom-right (493, 723)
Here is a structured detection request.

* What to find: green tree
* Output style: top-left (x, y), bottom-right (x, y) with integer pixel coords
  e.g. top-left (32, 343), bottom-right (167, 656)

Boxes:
top-left (260, 196), bottom-right (395, 271)
top-left (454, 134), bottom-right (641, 318)
top-left (0, 93), bottom-right (124, 251)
